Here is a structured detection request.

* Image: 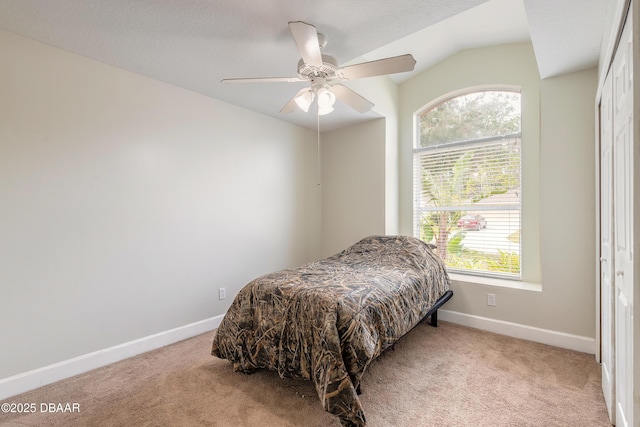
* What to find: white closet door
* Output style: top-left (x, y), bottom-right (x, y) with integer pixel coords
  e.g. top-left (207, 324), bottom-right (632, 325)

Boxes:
top-left (600, 68), bottom-right (615, 424)
top-left (612, 12), bottom-right (634, 427)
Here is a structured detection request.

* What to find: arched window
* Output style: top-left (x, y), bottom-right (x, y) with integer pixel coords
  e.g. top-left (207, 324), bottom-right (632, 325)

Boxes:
top-left (413, 89), bottom-right (521, 278)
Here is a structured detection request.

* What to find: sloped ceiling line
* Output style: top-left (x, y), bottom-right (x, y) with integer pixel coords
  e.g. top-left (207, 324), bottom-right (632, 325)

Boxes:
top-left (0, 0), bottom-right (608, 131)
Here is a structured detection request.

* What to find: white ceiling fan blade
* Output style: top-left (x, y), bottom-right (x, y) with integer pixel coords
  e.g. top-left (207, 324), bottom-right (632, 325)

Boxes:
top-left (338, 54), bottom-right (416, 80)
top-left (221, 76), bottom-right (304, 84)
top-left (288, 21), bottom-right (323, 68)
top-left (331, 84), bottom-right (374, 113)
top-left (280, 88), bottom-right (310, 113)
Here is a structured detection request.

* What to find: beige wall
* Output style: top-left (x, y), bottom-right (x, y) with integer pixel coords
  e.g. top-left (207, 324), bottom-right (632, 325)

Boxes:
top-left (319, 71), bottom-right (400, 257)
top-left (338, 75), bottom-right (401, 236)
top-left (321, 119), bottom-right (386, 257)
top-left (538, 69), bottom-right (598, 335)
top-left (0, 30), bottom-right (321, 379)
top-left (399, 43), bottom-right (598, 339)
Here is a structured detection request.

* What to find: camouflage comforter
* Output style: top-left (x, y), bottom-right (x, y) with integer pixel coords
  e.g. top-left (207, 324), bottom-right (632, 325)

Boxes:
top-left (211, 235), bottom-right (450, 426)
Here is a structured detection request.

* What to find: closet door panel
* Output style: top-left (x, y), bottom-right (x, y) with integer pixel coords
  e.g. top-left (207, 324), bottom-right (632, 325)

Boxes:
top-left (599, 69), bottom-right (615, 423)
top-left (612, 13), bottom-right (634, 427)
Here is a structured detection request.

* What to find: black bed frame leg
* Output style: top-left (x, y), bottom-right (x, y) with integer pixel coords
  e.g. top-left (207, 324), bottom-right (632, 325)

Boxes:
top-left (430, 310), bottom-right (438, 327)
top-left (422, 290), bottom-right (452, 328)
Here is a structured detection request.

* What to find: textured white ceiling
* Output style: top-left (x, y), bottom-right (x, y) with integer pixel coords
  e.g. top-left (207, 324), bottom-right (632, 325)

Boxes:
top-left (0, 0), bottom-right (609, 131)
top-left (524, 0), bottom-right (610, 78)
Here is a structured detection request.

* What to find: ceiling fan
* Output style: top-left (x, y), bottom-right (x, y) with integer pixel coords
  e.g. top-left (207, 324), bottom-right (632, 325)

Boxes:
top-left (221, 21), bottom-right (416, 116)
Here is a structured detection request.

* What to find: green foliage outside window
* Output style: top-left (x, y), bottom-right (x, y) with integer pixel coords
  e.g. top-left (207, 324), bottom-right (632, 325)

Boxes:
top-left (419, 91), bottom-right (521, 147)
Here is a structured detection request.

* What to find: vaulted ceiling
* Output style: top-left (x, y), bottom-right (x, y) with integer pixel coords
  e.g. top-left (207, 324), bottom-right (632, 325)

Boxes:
top-left (0, 0), bottom-right (610, 131)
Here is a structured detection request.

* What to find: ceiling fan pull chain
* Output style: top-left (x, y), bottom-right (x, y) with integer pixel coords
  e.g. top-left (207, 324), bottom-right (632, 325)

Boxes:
top-left (317, 111), bottom-right (321, 187)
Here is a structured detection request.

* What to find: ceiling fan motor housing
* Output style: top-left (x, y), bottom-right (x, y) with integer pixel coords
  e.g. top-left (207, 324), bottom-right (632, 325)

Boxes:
top-left (297, 54), bottom-right (338, 80)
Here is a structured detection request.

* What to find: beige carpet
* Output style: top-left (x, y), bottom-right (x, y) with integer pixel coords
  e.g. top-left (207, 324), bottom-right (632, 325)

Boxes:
top-left (0, 322), bottom-right (611, 426)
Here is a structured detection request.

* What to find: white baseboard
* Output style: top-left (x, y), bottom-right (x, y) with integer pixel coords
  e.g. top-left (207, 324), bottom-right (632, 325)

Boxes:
top-left (438, 309), bottom-right (596, 354)
top-left (0, 315), bottom-right (223, 401)
top-left (1, 311), bottom-right (594, 401)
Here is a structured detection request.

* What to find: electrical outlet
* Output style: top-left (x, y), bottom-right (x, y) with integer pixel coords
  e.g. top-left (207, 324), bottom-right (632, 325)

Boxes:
top-left (487, 293), bottom-right (496, 307)
top-left (219, 287), bottom-right (226, 300)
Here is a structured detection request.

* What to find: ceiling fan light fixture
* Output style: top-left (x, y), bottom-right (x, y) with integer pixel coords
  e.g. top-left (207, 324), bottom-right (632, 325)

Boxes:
top-left (318, 104), bottom-right (334, 116)
top-left (316, 87), bottom-right (336, 108)
top-left (294, 90), bottom-right (314, 112)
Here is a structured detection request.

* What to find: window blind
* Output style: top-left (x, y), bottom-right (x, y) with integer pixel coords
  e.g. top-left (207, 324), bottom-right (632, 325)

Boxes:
top-left (413, 134), bottom-right (521, 278)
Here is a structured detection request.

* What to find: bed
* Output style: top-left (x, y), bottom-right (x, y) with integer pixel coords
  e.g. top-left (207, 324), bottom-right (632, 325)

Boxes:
top-left (211, 235), bottom-right (452, 426)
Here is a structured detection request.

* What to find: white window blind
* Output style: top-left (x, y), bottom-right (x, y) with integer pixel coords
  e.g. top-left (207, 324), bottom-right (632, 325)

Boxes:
top-left (413, 90), bottom-right (522, 278)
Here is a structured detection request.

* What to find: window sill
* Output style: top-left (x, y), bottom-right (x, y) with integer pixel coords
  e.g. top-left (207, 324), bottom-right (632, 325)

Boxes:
top-left (448, 272), bottom-right (542, 292)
